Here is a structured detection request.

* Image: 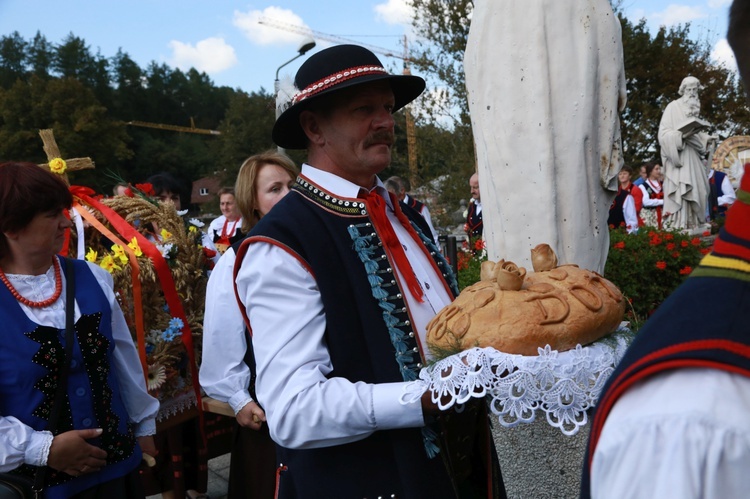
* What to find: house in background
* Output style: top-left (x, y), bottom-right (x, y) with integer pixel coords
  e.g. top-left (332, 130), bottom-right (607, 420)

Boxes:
top-left (191, 176), bottom-right (223, 218)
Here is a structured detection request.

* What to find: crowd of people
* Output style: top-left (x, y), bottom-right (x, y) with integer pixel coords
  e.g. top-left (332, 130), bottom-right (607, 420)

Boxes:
top-left (608, 157), bottom-right (737, 233)
top-left (1, 1), bottom-right (749, 496)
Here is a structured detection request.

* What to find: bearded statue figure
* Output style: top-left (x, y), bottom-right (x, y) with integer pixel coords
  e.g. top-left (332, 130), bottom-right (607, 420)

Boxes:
top-left (658, 76), bottom-right (717, 232)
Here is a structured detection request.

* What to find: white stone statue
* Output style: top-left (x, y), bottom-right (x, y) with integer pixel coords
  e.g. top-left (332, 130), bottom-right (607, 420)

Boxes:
top-left (658, 76), bottom-right (716, 232)
top-left (464, 0), bottom-right (626, 274)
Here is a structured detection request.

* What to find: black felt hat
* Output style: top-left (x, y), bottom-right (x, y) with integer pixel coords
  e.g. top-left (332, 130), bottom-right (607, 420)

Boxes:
top-left (272, 44), bottom-right (425, 149)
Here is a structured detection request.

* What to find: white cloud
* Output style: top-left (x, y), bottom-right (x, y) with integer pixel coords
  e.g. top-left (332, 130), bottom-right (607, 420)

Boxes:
top-left (233, 6), bottom-right (312, 46)
top-left (374, 0), bottom-right (413, 26)
top-left (707, 0), bottom-right (732, 9)
top-left (652, 4), bottom-right (707, 26)
top-left (711, 38), bottom-right (738, 70)
top-left (168, 37), bottom-right (238, 73)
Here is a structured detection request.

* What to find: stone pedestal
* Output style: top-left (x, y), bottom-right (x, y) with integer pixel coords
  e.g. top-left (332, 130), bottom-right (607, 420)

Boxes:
top-left (491, 414), bottom-right (590, 499)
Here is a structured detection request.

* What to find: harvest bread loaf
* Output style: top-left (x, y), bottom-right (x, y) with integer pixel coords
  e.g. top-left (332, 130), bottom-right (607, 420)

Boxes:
top-left (426, 244), bottom-right (625, 356)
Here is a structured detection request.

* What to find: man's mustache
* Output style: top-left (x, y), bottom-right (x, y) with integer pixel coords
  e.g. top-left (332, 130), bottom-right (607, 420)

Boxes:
top-left (364, 131), bottom-right (394, 147)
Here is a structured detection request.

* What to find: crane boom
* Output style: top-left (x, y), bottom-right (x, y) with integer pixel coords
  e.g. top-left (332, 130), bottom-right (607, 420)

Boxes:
top-left (258, 17), bottom-right (409, 62)
top-left (126, 120), bottom-right (221, 136)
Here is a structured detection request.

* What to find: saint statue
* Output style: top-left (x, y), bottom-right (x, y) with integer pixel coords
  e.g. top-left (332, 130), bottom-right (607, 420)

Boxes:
top-left (658, 76), bottom-right (716, 232)
top-left (464, 0), bottom-right (626, 274)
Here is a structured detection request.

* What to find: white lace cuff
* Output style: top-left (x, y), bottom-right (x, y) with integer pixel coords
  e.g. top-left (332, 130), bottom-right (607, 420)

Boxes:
top-left (401, 329), bottom-right (632, 436)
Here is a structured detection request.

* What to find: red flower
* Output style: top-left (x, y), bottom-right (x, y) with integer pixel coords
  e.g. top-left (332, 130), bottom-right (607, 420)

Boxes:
top-left (124, 187), bottom-right (134, 197)
top-left (700, 248), bottom-right (711, 255)
top-left (474, 239), bottom-right (486, 251)
top-left (665, 233), bottom-right (674, 241)
top-left (691, 237), bottom-right (701, 246)
top-left (702, 231), bottom-right (711, 237)
top-left (656, 261), bottom-right (667, 270)
top-left (135, 183), bottom-right (155, 196)
top-left (608, 224), bottom-right (615, 229)
top-left (649, 236), bottom-right (662, 246)
top-left (672, 252), bottom-right (680, 259)
top-left (681, 240), bottom-right (689, 248)
top-left (679, 266), bottom-right (693, 275)
top-left (614, 241), bottom-right (625, 249)
top-left (666, 243), bottom-right (675, 251)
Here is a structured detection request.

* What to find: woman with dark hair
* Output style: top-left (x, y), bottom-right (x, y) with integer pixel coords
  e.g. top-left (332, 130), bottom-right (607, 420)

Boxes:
top-left (638, 162), bottom-right (666, 229)
top-left (0, 162), bottom-right (158, 498)
top-left (608, 165), bottom-right (641, 233)
top-left (200, 151), bottom-right (298, 499)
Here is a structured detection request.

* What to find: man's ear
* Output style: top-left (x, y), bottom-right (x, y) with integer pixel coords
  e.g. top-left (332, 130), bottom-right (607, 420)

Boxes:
top-left (299, 110), bottom-right (325, 147)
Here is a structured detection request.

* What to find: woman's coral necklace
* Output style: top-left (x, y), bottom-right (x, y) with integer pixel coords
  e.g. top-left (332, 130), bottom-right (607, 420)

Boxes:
top-left (0, 257), bottom-right (62, 308)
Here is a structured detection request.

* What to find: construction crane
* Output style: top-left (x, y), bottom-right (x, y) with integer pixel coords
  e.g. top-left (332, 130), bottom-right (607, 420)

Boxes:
top-left (259, 17), bottom-right (420, 188)
top-left (125, 117), bottom-right (221, 136)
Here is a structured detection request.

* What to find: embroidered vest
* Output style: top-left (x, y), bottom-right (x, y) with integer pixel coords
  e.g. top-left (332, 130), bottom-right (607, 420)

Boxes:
top-left (580, 270), bottom-right (750, 498)
top-left (0, 258), bottom-right (140, 498)
top-left (709, 170), bottom-right (729, 218)
top-left (466, 200), bottom-right (483, 237)
top-left (607, 188), bottom-right (630, 228)
top-left (236, 177), bottom-right (501, 499)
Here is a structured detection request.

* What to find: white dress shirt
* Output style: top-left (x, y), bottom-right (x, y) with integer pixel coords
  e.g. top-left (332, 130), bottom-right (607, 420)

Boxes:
top-left (199, 247), bottom-right (254, 414)
top-left (235, 164), bottom-right (453, 449)
top-left (622, 194), bottom-right (638, 234)
top-left (591, 368), bottom-right (750, 499)
top-left (0, 261), bottom-right (158, 471)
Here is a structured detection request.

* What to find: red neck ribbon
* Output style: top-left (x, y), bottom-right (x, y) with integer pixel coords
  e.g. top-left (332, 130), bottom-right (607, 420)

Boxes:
top-left (362, 189), bottom-right (424, 303)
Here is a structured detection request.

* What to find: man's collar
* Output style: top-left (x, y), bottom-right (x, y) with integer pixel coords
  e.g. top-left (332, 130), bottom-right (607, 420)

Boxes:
top-left (301, 164), bottom-right (393, 210)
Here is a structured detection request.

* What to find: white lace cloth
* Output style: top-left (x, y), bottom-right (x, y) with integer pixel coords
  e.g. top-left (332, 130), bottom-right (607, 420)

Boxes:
top-left (401, 330), bottom-right (632, 436)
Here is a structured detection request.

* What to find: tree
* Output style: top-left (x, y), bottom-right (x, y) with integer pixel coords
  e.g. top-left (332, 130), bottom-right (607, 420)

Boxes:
top-left (0, 74), bottom-right (132, 191)
top-left (213, 89), bottom-right (277, 181)
top-left (408, 1), bottom-right (750, 176)
top-left (0, 32), bottom-right (27, 88)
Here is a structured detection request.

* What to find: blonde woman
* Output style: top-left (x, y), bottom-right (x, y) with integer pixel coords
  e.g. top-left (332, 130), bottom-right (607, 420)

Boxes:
top-left (200, 151), bottom-right (298, 499)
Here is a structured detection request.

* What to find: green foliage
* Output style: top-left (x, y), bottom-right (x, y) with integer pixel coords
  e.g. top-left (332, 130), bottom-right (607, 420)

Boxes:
top-left (604, 226), bottom-right (712, 321)
top-left (0, 31), bottom-right (277, 201)
top-left (408, 1), bottom-right (750, 177)
top-left (456, 237), bottom-right (487, 290)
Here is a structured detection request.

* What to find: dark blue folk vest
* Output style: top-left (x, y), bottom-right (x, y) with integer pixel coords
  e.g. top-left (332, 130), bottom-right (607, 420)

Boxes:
top-left (0, 257), bottom-right (141, 499)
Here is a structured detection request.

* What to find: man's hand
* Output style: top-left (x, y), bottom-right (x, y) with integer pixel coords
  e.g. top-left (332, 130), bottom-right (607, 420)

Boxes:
top-left (236, 401), bottom-right (266, 430)
top-left (47, 429), bottom-right (108, 477)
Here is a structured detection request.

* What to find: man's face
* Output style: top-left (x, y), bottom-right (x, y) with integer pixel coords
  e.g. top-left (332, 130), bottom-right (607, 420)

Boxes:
top-left (306, 81), bottom-right (396, 184)
top-left (470, 174), bottom-right (480, 201)
top-left (640, 166), bottom-right (647, 179)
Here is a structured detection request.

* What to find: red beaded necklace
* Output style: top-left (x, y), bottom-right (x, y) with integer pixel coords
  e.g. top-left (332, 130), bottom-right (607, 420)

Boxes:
top-left (0, 257), bottom-right (62, 308)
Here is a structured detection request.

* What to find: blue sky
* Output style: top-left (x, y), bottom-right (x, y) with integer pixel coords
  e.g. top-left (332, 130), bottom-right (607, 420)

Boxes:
top-left (0, 0), bottom-right (737, 95)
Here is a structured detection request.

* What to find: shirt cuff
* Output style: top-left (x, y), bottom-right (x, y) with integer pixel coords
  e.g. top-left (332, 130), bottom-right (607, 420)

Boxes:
top-left (372, 382), bottom-right (425, 430)
top-left (133, 418), bottom-right (156, 437)
top-left (28, 430), bottom-right (54, 467)
top-left (229, 391), bottom-right (254, 415)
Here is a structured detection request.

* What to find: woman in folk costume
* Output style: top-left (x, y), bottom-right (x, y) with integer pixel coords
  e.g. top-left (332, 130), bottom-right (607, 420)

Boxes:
top-left (638, 162), bottom-right (665, 229)
top-left (200, 151), bottom-right (298, 499)
top-left (0, 162), bottom-right (158, 498)
top-left (207, 187), bottom-right (244, 255)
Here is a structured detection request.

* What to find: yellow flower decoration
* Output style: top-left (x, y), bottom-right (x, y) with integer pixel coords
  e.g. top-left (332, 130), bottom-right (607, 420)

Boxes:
top-left (49, 158), bottom-right (67, 175)
top-left (160, 228), bottom-right (172, 241)
top-left (128, 237), bottom-right (143, 257)
top-left (85, 248), bottom-right (98, 263)
top-left (99, 255), bottom-right (122, 273)
top-left (188, 225), bottom-right (198, 233)
top-left (111, 244), bottom-right (128, 265)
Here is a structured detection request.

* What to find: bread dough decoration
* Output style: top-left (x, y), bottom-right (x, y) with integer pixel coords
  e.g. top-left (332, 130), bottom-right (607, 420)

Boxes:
top-left (426, 244), bottom-right (625, 356)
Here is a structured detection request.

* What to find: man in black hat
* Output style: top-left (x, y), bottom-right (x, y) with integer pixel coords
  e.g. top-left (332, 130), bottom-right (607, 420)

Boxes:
top-left (233, 45), bottom-right (502, 498)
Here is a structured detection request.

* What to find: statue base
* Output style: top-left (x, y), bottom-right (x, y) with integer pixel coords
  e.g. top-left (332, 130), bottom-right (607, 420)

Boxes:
top-left (492, 414), bottom-right (590, 499)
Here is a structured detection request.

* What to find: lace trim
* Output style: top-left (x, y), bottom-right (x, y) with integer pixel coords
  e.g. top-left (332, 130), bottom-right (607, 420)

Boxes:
top-left (400, 329), bottom-right (633, 436)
